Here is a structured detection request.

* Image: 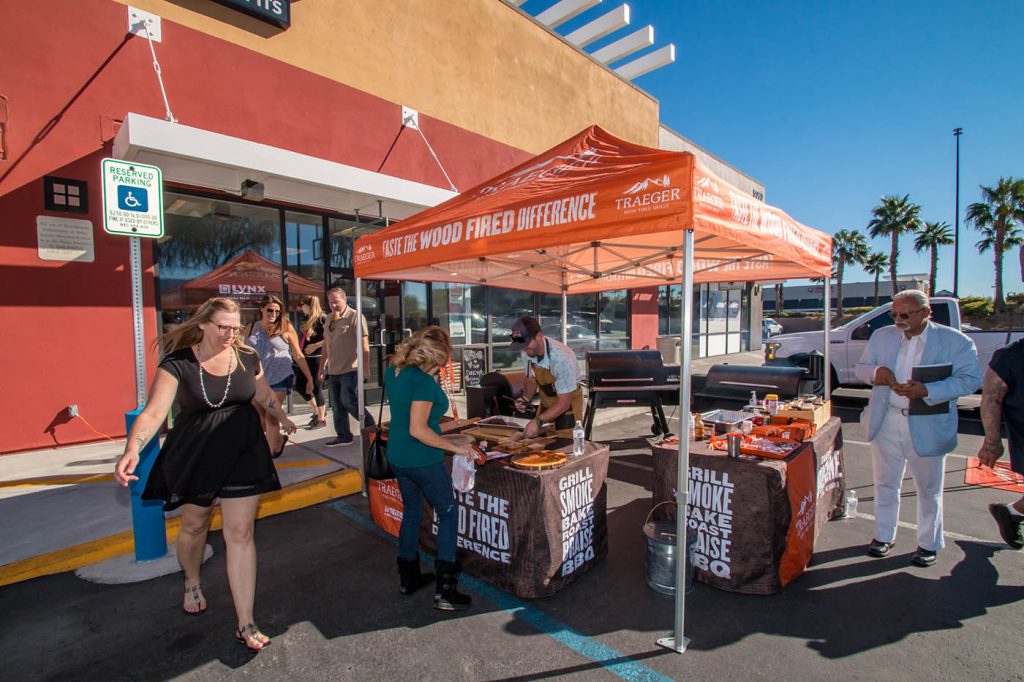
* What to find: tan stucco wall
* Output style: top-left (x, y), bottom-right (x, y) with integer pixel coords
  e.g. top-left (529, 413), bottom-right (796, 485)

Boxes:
top-left (114, 0), bottom-right (660, 153)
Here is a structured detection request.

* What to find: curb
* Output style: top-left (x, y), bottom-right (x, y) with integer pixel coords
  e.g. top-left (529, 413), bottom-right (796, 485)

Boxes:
top-left (0, 468), bottom-right (362, 588)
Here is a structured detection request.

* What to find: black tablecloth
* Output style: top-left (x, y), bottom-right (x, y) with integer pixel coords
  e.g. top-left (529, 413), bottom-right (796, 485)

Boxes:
top-left (369, 442), bottom-right (609, 599)
top-left (650, 417), bottom-right (844, 594)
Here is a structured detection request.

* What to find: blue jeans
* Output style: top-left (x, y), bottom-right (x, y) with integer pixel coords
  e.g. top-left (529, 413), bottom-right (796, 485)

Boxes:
top-left (393, 463), bottom-right (458, 563)
top-left (327, 371), bottom-right (374, 439)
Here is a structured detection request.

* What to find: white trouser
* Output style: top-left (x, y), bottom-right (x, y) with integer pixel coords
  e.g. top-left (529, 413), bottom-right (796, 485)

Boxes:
top-left (870, 407), bottom-right (947, 551)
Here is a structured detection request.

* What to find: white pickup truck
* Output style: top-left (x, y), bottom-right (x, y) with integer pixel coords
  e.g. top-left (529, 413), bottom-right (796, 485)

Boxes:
top-left (764, 297), bottom-right (1024, 387)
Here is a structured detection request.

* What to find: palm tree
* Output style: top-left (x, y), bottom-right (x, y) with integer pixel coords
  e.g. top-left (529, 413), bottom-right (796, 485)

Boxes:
top-left (774, 282), bottom-right (785, 315)
top-left (867, 194), bottom-right (922, 299)
top-left (965, 177), bottom-right (1024, 312)
top-left (913, 221), bottom-right (953, 295)
top-left (832, 229), bottom-right (869, 316)
top-left (862, 251), bottom-right (889, 306)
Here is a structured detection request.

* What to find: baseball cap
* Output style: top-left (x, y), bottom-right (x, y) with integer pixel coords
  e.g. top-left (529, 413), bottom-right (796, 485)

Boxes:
top-left (509, 316), bottom-right (541, 351)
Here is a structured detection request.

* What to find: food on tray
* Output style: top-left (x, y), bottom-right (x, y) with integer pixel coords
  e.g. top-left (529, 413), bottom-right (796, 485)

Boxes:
top-left (744, 437), bottom-right (799, 456)
top-left (709, 434), bottom-right (801, 459)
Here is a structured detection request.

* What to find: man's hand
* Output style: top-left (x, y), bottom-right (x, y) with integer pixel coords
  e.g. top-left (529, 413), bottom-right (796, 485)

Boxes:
top-left (874, 366), bottom-right (897, 387)
top-left (892, 379), bottom-right (928, 400)
top-left (977, 440), bottom-right (1004, 468)
top-left (522, 418), bottom-right (542, 439)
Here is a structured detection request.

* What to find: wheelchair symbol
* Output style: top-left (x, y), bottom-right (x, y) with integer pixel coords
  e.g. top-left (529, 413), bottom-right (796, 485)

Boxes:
top-left (117, 185), bottom-right (148, 212)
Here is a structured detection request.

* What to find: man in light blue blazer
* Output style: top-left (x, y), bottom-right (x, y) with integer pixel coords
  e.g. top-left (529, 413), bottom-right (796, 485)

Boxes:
top-left (855, 290), bottom-right (982, 567)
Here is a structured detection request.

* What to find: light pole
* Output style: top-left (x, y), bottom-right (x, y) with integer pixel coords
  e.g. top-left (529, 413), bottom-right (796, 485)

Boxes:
top-left (953, 127), bottom-right (963, 298)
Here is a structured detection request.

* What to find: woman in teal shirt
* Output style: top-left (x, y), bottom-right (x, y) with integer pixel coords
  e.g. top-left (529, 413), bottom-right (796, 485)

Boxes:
top-left (386, 326), bottom-right (474, 611)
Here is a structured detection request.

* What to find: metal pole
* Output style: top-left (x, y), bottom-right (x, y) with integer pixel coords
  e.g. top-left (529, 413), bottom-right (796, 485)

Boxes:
top-left (127, 234), bottom-right (166, 560)
top-left (823, 277), bottom-right (832, 400)
top-left (129, 236), bottom-right (146, 406)
top-left (657, 228), bottom-right (693, 654)
top-left (952, 127), bottom-right (963, 298)
top-left (356, 278), bottom-right (366, 495)
top-left (561, 271), bottom-right (568, 344)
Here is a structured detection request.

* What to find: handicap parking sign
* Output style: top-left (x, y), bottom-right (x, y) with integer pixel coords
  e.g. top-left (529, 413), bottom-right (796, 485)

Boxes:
top-left (101, 159), bottom-right (163, 237)
top-left (117, 185), bottom-right (148, 212)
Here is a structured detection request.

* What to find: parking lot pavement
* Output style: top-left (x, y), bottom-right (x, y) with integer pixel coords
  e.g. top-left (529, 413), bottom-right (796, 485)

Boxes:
top-left (1, 407), bottom-right (1021, 681)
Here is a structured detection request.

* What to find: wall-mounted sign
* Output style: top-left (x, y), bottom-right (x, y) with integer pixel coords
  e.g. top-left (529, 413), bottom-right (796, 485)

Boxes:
top-left (37, 216), bottom-right (95, 262)
top-left (211, 0), bottom-right (291, 29)
top-left (101, 158), bottom-right (164, 238)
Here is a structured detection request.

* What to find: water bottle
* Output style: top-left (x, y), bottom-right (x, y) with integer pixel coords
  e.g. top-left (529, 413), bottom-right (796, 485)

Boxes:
top-left (688, 413), bottom-right (696, 441)
top-left (844, 489), bottom-right (858, 518)
top-left (573, 420), bottom-right (586, 456)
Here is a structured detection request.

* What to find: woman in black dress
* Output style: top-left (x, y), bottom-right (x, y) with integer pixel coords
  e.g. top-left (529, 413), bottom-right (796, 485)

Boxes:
top-left (115, 297), bottom-right (296, 653)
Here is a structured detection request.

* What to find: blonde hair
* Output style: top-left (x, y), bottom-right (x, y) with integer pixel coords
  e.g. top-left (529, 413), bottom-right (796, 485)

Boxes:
top-left (389, 326), bottom-right (452, 373)
top-left (158, 297), bottom-right (254, 367)
top-left (301, 295), bottom-right (325, 334)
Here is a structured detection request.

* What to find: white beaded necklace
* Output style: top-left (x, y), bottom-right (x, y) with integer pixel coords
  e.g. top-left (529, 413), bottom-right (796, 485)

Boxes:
top-left (196, 347), bottom-right (234, 408)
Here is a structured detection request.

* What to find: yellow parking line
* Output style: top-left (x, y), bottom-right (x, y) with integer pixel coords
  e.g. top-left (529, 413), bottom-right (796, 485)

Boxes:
top-left (0, 469), bottom-right (362, 587)
top-left (274, 458), bottom-right (333, 469)
top-left (0, 473), bottom-right (115, 488)
top-left (0, 459), bottom-right (334, 488)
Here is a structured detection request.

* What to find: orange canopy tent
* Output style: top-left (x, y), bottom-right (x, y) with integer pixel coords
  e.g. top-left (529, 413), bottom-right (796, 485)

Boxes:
top-left (354, 125), bottom-right (831, 293)
top-left (352, 125), bottom-right (834, 653)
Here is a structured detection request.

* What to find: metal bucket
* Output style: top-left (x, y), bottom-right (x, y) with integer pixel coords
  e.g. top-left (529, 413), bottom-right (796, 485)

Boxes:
top-left (643, 518), bottom-right (697, 595)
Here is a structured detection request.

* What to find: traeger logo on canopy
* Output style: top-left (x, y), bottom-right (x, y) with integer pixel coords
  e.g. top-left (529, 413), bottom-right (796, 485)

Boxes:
top-left (694, 175), bottom-right (725, 209)
top-left (353, 242), bottom-right (376, 264)
top-left (614, 175), bottom-right (680, 212)
top-left (211, 0), bottom-right (290, 29)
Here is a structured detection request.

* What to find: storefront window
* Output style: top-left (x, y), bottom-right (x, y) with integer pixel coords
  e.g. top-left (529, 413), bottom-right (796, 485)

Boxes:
top-left (284, 211), bottom-right (325, 331)
top-left (158, 193), bottom-right (282, 327)
top-left (490, 287), bottom-right (533, 369)
top-left (598, 290), bottom-right (629, 349)
top-left (432, 283), bottom-right (486, 346)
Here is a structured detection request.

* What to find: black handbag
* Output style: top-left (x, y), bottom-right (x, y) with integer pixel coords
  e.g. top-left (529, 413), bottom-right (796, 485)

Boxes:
top-left (365, 384), bottom-right (393, 480)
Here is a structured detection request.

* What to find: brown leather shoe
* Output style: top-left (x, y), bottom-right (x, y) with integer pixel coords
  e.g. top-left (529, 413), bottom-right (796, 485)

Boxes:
top-left (989, 503), bottom-right (1024, 549)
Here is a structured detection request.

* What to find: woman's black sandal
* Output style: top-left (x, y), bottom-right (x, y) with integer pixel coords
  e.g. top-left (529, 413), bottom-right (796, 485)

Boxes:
top-left (271, 434), bottom-right (289, 459)
top-left (235, 623), bottom-right (270, 652)
top-left (183, 584), bottom-right (206, 616)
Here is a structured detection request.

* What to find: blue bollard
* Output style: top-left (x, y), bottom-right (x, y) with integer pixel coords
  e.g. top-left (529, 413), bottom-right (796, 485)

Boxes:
top-left (125, 407), bottom-right (168, 561)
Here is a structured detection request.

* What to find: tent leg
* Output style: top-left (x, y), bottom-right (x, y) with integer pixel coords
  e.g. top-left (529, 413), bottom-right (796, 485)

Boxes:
top-left (356, 278), bottom-right (367, 496)
top-left (657, 228), bottom-right (693, 655)
top-left (823, 277), bottom-right (831, 400)
top-left (561, 273), bottom-right (568, 344)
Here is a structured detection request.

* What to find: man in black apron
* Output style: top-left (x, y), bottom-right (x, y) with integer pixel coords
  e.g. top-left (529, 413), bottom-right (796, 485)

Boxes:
top-left (509, 316), bottom-right (583, 438)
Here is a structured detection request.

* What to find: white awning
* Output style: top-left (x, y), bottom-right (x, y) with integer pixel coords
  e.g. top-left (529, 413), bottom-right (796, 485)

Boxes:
top-left (112, 113), bottom-right (457, 219)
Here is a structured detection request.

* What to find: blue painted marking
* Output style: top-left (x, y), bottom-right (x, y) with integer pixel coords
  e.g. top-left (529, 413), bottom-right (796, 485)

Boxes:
top-left (327, 500), bottom-right (673, 682)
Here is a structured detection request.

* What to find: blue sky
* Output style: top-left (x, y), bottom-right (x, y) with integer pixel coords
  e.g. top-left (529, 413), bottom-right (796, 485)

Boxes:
top-left (546, 0), bottom-right (1024, 297)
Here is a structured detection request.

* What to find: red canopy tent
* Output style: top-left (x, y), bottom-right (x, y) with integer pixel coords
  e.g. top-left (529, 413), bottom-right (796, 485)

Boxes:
top-left (162, 250), bottom-right (321, 309)
top-left (353, 125), bottom-right (834, 652)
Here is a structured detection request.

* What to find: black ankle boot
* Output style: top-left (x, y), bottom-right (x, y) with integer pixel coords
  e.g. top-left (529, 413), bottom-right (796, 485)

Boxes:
top-left (433, 559), bottom-right (471, 611)
top-left (397, 557), bottom-right (434, 596)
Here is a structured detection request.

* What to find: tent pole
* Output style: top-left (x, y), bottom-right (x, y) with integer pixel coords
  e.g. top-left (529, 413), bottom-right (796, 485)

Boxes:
top-left (658, 229), bottom-right (693, 654)
top-left (561, 271), bottom-right (568, 344)
top-left (356, 277), bottom-right (367, 496)
top-left (823, 276), bottom-right (831, 400)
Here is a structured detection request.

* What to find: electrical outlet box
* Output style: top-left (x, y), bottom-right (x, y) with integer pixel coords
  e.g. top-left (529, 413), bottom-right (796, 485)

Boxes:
top-left (68, 404), bottom-right (79, 417)
top-left (128, 6), bottom-right (162, 42)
